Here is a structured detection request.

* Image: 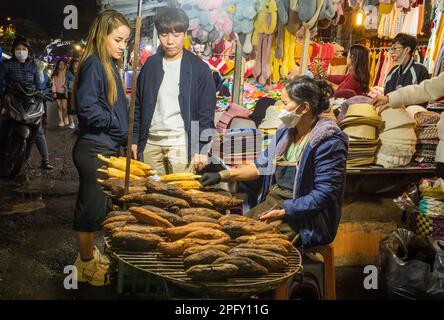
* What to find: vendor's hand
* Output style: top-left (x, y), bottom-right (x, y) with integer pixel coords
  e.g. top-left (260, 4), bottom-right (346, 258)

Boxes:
top-left (372, 95), bottom-right (389, 108)
top-left (131, 144), bottom-right (138, 160)
top-left (199, 172), bottom-right (221, 187)
top-left (192, 154), bottom-right (208, 173)
top-left (258, 209), bottom-right (286, 223)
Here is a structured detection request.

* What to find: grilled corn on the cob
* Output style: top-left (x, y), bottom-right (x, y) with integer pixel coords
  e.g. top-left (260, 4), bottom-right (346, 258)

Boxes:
top-left (97, 154), bottom-right (146, 176)
top-left (160, 173), bottom-right (201, 182)
top-left (168, 180), bottom-right (202, 190)
top-left (97, 167), bottom-right (141, 180)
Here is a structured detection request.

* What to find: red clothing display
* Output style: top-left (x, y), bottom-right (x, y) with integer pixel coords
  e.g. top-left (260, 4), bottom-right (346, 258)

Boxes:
top-left (328, 73), bottom-right (366, 96)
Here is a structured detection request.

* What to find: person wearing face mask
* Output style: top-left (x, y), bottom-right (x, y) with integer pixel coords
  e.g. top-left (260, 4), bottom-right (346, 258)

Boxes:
top-left (0, 36), bottom-right (54, 170)
top-left (71, 10), bottom-right (130, 286)
top-left (384, 33), bottom-right (429, 96)
top-left (200, 77), bottom-right (349, 248)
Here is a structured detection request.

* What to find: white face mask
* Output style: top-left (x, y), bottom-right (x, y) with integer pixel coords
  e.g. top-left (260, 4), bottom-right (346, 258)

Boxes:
top-left (15, 50), bottom-right (28, 61)
top-left (278, 106), bottom-right (303, 128)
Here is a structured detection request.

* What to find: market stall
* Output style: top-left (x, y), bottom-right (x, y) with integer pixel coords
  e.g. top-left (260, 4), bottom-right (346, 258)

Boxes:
top-left (94, 0), bottom-right (444, 299)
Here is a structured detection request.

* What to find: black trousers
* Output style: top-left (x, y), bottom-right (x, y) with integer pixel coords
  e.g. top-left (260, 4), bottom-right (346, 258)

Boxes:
top-left (72, 138), bottom-right (116, 232)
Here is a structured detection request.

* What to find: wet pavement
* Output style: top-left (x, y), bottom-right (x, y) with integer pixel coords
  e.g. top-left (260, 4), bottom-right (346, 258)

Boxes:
top-left (0, 101), bottom-right (385, 300)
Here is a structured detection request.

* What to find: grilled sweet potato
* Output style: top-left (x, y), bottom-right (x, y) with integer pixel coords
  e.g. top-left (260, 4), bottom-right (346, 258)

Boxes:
top-left (165, 224), bottom-right (223, 241)
top-left (120, 193), bottom-right (190, 209)
top-left (228, 248), bottom-right (288, 271)
top-left (184, 229), bottom-right (231, 241)
top-left (111, 224), bottom-right (165, 236)
top-left (236, 243), bottom-right (289, 256)
top-left (178, 208), bottom-right (222, 220)
top-left (247, 239), bottom-right (293, 251)
top-left (187, 197), bottom-right (214, 209)
top-left (129, 207), bottom-right (174, 228)
top-left (222, 223), bottom-right (276, 239)
top-left (111, 232), bottom-right (164, 251)
top-left (158, 237), bottom-right (231, 256)
top-left (183, 250), bottom-right (228, 269)
top-left (235, 234), bottom-right (289, 242)
top-left (186, 264), bottom-right (239, 281)
top-left (145, 179), bottom-right (191, 201)
top-left (106, 210), bottom-right (132, 218)
top-left (186, 190), bottom-right (242, 210)
top-left (182, 215), bottom-right (219, 224)
top-left (103, 221), bottom-right (127, 235)
top-left (102, 215), bottom-right (137, 226)
top-left (213, 256), bottom-right (269, 276)
top-left (183, 244), bottom-right (231, 257)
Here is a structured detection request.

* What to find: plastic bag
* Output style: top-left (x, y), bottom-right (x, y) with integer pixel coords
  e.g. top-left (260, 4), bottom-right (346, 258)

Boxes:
top-left (393, 184), bottom-right (420, 214)
top-left (379, 229), bottom-right (444, 299)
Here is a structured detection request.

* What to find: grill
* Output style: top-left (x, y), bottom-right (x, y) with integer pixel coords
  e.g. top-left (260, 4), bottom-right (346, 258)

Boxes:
top-left (105, 238), bottom-right (303, 299)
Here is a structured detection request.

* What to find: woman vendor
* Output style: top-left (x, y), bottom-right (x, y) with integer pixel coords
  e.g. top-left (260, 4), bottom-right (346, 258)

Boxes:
top-left (200, 77), bottom-right (349, 248)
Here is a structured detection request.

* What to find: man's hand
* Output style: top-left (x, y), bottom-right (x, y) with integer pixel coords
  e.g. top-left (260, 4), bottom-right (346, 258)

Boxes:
top-left (192, 154), bottom-right (208, 172)
top-left (131, 144), bottom-right (138, 160)
top-left (258, 209), bottom-right (286, 223)
top-left (199, 172), bottom-right (221, 187)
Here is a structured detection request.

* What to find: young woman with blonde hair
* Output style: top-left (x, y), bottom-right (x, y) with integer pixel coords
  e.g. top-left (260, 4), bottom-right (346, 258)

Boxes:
top-left (72, 10), bottom-right (130, 286)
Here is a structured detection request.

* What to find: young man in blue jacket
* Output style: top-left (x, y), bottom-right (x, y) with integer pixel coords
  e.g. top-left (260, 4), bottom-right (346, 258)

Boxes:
top-left (132, 8), bottom-right (216, 175)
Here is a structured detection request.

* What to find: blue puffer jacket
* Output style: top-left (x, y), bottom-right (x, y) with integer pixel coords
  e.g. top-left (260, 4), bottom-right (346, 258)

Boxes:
top-left (254, 118), bottom-right (349, 248)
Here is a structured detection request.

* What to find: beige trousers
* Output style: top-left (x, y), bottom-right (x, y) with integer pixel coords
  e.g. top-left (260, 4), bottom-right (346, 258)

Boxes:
top-left (143, 143), bottom-right (190, 176)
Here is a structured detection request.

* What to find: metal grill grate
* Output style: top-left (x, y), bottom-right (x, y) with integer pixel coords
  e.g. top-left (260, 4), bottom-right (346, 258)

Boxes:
top-left (105, 238), bottom-right (303, 298)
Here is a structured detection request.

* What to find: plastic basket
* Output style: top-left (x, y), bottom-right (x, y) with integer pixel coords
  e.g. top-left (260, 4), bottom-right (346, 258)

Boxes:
top-left (415, 211), bottom-right (444, 238)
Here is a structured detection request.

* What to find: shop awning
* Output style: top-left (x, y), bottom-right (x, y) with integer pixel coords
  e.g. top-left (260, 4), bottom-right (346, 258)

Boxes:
top-left (97, 0), bottom-right (169, 21)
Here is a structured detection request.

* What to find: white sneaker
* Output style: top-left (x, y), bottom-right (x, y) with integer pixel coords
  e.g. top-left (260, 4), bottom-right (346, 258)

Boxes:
top-left (94, 246), bottom-right (111, 266)
top-left (73, 255), bottom-right (111, 286)
top-left (68, 123), bottom-right (75, 129)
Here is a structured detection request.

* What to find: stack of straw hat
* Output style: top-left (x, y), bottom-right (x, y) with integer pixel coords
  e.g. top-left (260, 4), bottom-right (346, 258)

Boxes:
top-left (375, 107), bottom-right (417, 168)
top-left (339, 103), bottom-right (382, 167)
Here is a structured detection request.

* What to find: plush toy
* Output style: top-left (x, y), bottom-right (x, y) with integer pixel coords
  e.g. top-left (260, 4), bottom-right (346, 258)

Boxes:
top-left (254, 0), bottom-right (278, 84)
top-left (233, 0), bottom-right (258, 54)
top-left (364, 4), bottom-right (378, 30)
top-left (318, 0), bottom-right (335, 29)
top-left (298, 0), bottom-right (317, 22)
top-left (275, 0), bottom-right (289, 59)
top-left (332, 0), bottom-right (345, 26)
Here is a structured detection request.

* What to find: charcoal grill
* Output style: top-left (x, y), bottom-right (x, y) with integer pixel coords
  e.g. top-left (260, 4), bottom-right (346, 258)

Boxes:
top-left (105, 238), bottom-right (303, 299)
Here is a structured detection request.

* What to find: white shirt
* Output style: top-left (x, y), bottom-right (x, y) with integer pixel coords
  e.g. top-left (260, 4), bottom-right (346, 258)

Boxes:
top-left (148, 57), bottom-right (186, 146)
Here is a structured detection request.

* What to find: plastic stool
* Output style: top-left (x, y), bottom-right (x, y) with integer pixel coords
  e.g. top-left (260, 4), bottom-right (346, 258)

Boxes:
top-left (306, 244), bottom-right (336, 300)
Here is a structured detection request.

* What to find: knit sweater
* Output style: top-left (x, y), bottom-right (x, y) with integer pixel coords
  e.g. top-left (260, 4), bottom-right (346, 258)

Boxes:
top-left (387, 72), bottom-right (444, 163)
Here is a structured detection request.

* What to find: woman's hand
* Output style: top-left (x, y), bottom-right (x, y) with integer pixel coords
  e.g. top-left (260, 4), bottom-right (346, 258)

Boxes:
top-left (199, 172), bottom-right (222, 187)
top-left (259, 209), bottom-right (286, 223)
top-left (372, 95), bottom-right (389, 107)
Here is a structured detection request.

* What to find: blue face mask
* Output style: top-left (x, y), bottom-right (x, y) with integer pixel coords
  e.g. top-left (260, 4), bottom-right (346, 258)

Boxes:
top-left (15, 50), bottom-right (29, 61)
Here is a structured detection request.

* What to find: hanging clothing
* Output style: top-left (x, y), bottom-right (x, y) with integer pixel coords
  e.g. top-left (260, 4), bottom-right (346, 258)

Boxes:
top-left (401, 6), bottom-right (421, 36)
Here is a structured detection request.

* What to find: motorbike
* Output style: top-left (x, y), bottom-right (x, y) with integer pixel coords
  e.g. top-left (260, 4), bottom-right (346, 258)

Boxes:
top-left (0, 83), bottom-right (53, 179)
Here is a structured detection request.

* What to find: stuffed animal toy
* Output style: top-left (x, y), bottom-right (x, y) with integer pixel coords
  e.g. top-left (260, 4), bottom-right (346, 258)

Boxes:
top-left (233, 0), bottom-right (258, 54)
top-left (275, 0), bottom-right (289, 59)
top-left (363, 5), bottom-right (378, 30)
top-left (318, 0), bottom-right (335, 29)
top-left (253, 0), bottom-right (278, 84)
top-left (332, 0), bottom-right (345, 26)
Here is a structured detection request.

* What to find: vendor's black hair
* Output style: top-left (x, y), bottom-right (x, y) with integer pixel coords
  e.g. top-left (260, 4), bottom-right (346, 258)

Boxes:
top-left (155, 7), bottom-right (189, 34)
top-left (284, 76), bottom-right (333, 116)
top-left (393, 33), bottom-right (417, 55)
